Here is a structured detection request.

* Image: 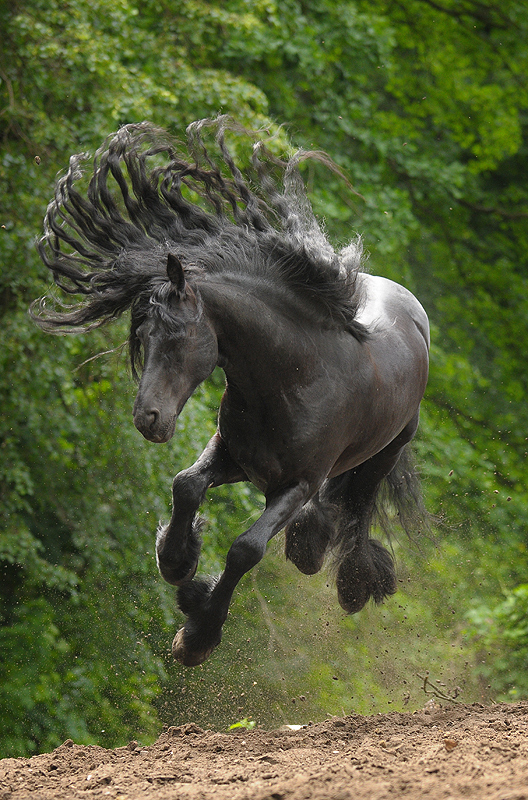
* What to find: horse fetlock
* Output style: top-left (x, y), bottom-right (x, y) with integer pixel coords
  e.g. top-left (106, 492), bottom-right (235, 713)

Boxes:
top-left (173, 578), bottom-right (224, 665)
top-left (177, 576), bottom-right (220, 615)
top-left (367, 539), bottom-right (397, 601)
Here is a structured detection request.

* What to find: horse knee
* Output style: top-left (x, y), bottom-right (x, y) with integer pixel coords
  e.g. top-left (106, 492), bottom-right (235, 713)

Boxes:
top-left (172, 469), bottom-right (206, 509)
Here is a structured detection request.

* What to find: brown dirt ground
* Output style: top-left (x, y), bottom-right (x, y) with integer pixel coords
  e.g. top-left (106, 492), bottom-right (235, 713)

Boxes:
top-left (2, 702), bottom-right (528, 800)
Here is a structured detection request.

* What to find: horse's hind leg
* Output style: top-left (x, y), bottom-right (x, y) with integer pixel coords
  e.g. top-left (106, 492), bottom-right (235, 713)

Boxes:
top-left (284, 493), bottom-right (334, 575)
top-left (156, 432), bottom-right (247, 585)
top-left (327, 416), bottom-right (419, 614)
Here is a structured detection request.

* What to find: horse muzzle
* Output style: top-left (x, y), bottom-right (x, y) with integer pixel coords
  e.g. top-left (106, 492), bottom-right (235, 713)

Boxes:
top-left (133, 407), bottom-right (176, 443)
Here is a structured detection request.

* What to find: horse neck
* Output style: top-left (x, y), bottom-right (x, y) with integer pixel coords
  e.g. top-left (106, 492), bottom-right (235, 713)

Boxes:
top-left (198, 276), bottom-right (312, 385)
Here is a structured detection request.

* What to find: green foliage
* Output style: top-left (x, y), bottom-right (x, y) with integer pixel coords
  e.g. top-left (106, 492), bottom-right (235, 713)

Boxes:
top-left (2, 0), bottom-right (528, 758)
top-left (466, 585), bottom-right (528, 701)
top-left (228, 718), bottom-right (257, 731)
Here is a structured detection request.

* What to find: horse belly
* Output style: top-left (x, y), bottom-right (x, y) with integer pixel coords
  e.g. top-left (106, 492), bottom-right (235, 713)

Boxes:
top-left (329, 370), bottom-right (427, 477)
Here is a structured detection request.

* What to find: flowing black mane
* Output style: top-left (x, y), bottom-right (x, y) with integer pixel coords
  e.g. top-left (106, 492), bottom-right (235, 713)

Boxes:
top-left (31, 117), bottom-right (367, 340)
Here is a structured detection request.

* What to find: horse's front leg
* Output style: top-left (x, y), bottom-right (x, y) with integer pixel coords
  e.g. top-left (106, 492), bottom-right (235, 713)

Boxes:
top-left (172, 480), bottom-right (310, 666)
top-left (156, 432), bottom-right (246, 586)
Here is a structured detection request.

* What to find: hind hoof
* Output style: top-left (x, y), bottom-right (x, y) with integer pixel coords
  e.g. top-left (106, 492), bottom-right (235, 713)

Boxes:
top-left (171, 628), bottom-right (219, 667)
top-left (285, 507), bottom-right (331, 575)
top-left (336, 540), bottom-right (397, 613)
top-left (337, 582), bottom-right (370, 614)
top-left (286, 549), bottom-right (325, 576)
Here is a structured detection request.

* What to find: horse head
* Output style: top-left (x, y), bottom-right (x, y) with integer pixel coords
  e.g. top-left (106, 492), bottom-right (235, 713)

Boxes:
top-left (132, 254), bottom-right (218, 443)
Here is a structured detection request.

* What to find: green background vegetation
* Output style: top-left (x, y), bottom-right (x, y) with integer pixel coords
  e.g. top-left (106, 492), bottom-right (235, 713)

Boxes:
top-left (2, 0), bottom-right (528, 757)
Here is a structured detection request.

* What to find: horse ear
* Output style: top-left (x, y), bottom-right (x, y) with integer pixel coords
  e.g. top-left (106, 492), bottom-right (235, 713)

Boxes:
top-left (166, 253), bottom-right (186, 295)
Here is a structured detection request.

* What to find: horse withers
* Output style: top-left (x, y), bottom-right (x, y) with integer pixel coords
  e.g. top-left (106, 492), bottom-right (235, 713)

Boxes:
top-left (32, 118), bottom-right (429, 666)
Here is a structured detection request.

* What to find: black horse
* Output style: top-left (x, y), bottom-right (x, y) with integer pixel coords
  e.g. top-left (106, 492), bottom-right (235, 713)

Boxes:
top-left (32, 118), bottom-right (429, 666)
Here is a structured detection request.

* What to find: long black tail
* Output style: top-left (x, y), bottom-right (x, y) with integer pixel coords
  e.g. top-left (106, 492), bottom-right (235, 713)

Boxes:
top-left (373, 444), bottom-right (430, 542)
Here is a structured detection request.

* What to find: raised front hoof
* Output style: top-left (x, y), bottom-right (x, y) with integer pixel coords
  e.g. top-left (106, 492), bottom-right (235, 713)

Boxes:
top-left (159, 560), bottom-right (198, 587)
top-left (171, 628), bottom-right (220, 667)
top-left (156, 518), bottom-right (203, 586)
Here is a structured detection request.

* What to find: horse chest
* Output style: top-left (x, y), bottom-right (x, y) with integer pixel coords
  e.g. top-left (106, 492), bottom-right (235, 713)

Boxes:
top-left (217, 384), bottom-right (343, 493)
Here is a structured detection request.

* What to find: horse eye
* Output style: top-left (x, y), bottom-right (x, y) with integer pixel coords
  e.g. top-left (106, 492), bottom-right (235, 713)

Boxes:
top-left (135, 322), bottom-right (149, 341)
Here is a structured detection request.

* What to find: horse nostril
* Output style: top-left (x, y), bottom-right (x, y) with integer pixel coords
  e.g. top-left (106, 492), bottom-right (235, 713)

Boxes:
top-left (147, 409), bottom-right (160, 428)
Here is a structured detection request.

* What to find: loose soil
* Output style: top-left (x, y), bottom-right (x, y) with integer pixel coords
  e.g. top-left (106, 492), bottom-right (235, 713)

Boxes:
top-left (2, 702), bottom-right (528, 800)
